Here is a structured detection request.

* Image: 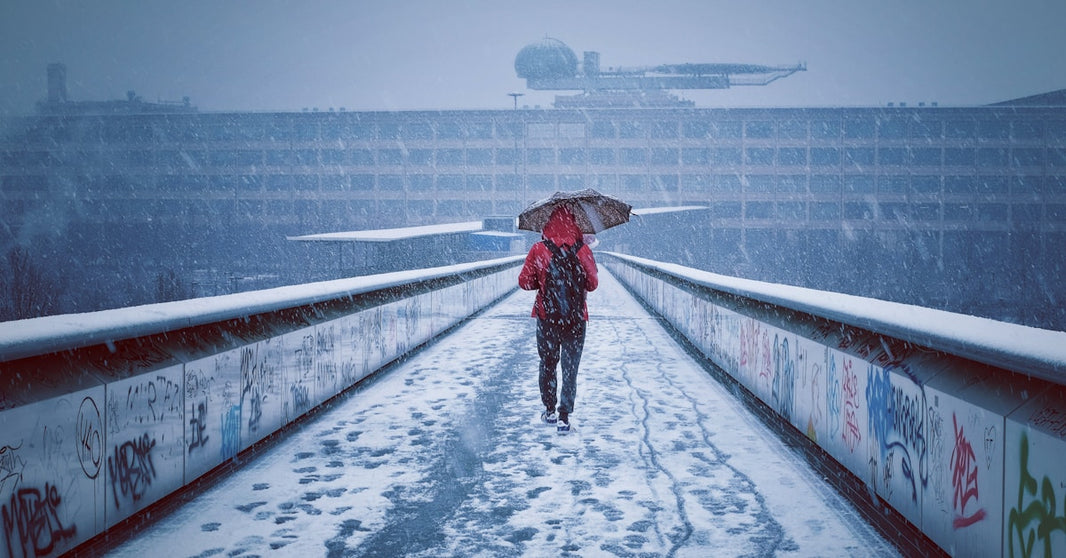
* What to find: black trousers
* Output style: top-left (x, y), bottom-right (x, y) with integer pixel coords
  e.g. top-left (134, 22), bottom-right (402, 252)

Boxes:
top-left (536, 318), bottom-right (587, 417)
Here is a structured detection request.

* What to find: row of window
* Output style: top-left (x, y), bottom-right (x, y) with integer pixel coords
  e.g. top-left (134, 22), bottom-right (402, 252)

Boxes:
top-left (12, 114), bottom-right (1066, 144)
top-left (4, 172), bottom-right (1062, 199)
top-left (10, 196), bottom-right (1059, 227)
top-left (707, 201), bottom-right (1058, 224)
top-left (7, 146), bottom-right (1066, 169)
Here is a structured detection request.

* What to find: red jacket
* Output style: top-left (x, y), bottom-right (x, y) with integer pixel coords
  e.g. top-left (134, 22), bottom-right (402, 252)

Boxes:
top-left (518, 206), bottom-right (598, 320)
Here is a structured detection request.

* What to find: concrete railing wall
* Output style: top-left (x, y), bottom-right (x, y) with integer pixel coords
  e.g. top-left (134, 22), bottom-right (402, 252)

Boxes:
top-left (603, 252), bottom-right (1066, 558)
top-left (0, 257), bottom-right (522, 558)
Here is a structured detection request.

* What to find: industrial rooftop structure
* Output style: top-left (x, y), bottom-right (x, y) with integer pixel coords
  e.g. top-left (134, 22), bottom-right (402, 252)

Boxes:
top-left (514, 37), bottom-right (806, 108)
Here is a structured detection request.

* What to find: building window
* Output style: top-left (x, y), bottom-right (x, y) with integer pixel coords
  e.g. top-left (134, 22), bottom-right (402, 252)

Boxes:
top-left (879, 176), bottom-right (908, 194)
top-left (1012, 148), bottom-right (1044, 167)
top-left (682, 148), bottom-right (709, 166)
top-left (909, 147), bottom-right (941, 166)
top-left (496, 148), bottom-right (518, 166)
top-left (403, 122), bottom-right (433, 139)
top-left (559, 123), bottom-right (585, 138)
top-left (845, 176), bottom-right (874, 194)
top-left (351, 174), bottom-right (374, 190)
top-left (467, 148), bottom-right (492, 166)
top-left (528, 123), bottom-right (554, 138)
top-left (810, 148), bottom-right (841, 166)
top-left (619, 121), bottom-right (644, 139)
top-left (683, 121), bottom-right (712, 139)
top-left (845, 147), bottom-right (875, 166)
top-left (653, 175), bottom-right (679, 192)
top-left (559, 148), bottom-right (587, 165)
top-left (379, 174), bottom-right (403, 191)
top-left (977, 148), bottom-right (1008, 167)
top-left (378, 149), bottom-right (402, 165)
top-left (745, 121), bottom-right (773, 139)
top-left (560, 174), bottom-right (585, 190)
top-left (621, 174), bottom-right (646, 191)
top-left (409, 174), bottom-right (433, 191)
top-left (467, 122), bottom-right (492, 139)
top-left (437, 122), bottom-right (464, 139)
top-left (943, 148), bottom-right (974, 166)
top-left (777, 147), bottom-right (807, 166)
top-left (715, 121), bottom-right (743, 139)
top-left (621, 148), bottom-right (647, 166)
top-left (945, 120), bottom-right (974, 139)
top-left (745, 147), bottom-right (774, 166)
top-left (812, 120), bottom-right (840, 140)
top-left (351, 149), bottom-right (373, 165)
top-left (710, 202), bottom-right (742, 218)
top-left (878, 148), bottom-right (905, 165)
top-left (651, 121), bottom-right (679, 139)
top-left (878, 118), bottom-right (907, 139)
top-left (746, 201), bottom-right (774, 219)
top-left (590, 148), bottom-right (615, 165)
top-left (911, 176), bottom-right (940, 195)
top-left (527, 148), bottom-right (554, 165)
top-left (437, 174), bottom-right (464, 190)
top-left (746, 175), bottom-right (774, 193)
top-left (811, 202), bottom-right (840, 220)
top-left (468, 175), bottom-right (492, 191)
top-left (651, 148), bottom-right (678, 166)
top-left (713, 148), bottom-right (742, 166)
top-left (408, 149), bottom-right (432, 165)
top-left (590, 121), bottom-right (616, 138)
top-left (437, 148), bottom-right (463, 165)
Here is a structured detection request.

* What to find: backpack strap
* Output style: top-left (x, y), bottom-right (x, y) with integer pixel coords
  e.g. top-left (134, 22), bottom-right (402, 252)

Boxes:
top-left (542, 238), bottom-right (583, 257)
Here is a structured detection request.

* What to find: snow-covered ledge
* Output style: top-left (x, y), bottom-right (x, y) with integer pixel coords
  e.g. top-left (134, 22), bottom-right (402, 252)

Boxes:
top-left (0, 256), bottom-right (522, 558)
top-left (602, 251), bottom-right (1066, 557)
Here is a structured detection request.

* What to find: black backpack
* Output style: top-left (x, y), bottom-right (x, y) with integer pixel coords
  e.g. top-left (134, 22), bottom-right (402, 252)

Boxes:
top-left (541, 238), bottom-right (587, 324)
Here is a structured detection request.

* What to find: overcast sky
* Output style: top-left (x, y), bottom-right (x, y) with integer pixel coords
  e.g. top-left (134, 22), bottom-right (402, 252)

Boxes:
top-left (2, 0), bottom-right (1065, 115)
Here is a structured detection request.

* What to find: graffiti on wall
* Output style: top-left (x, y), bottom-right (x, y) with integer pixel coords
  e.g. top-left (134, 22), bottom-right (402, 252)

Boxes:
top-left (240, 347), bottom-right (265, 435)
top-left (2, 482), bottom-right (77, 558)
top-left (866, 364), bottom-right (928, 504)
top-left (841, 359), bottom-right (862, 454)
top-left (76, 397), bottom-right (103, 480)
top-left (1008, 431), bottom-right (1066, 558)
top-left (771, 334), bottom-right (795, 422)
top-left (950, 413), bottom-right (987, 528)
top-left (107, 434), bottom-right (157, 509)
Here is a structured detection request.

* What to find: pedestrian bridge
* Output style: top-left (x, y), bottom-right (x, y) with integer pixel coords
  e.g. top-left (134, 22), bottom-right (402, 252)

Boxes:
top-left (2, 254), bottom-right (1065, 557)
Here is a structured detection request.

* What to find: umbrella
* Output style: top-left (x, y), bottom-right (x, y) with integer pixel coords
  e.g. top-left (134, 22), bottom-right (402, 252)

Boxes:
top-left (517, 189), bottom-right (632, 234)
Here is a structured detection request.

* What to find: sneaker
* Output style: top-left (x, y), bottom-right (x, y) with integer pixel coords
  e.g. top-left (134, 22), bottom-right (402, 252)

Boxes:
top-left (541, 410), bottom-right (558, 424)
top-left (557, 417), bottom-right (570, 434)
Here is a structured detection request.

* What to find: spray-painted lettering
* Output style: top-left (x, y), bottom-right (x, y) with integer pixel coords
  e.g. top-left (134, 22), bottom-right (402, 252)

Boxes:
top-left (2, 483), bottom-right (77, 558)
top-left (1008, 431), bottom-right (1066, 558)
top-left (76, 396), bottom-right (103, 479)
top-left (188, 401), bottom-right (210, 454)
top-left (841, 360), bottom-right (861, 453)
top-left (107, 434), bottom-right (157, 508)
top-left (950, 413), bottom-right (987, 528)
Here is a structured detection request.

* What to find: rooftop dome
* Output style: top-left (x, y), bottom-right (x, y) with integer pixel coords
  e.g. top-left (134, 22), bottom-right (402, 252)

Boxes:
top-left (515, 38), bottom-right (578, 80)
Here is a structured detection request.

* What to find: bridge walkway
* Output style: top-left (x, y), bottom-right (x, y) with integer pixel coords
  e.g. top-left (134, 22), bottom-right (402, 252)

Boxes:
top-left (103, 270), bottom-right (898, 557)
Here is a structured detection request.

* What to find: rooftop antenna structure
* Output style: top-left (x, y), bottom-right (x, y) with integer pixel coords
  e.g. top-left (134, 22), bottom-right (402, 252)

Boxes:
top-left (514, 38), bottom-right (805, 108)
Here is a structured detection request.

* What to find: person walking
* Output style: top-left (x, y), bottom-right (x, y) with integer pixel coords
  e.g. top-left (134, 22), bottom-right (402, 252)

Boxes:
top-left (518, 205), bottom-right (598, 433)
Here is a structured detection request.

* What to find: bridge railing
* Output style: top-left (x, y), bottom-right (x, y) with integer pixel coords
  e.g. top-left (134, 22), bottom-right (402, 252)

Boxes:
top-left (0, 256), bottom-right (522, 558)
top-left (601, 252), bottom-right (1066, 558)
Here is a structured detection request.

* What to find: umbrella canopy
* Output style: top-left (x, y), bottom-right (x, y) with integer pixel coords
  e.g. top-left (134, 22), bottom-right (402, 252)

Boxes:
top-left (517, 189), bottom-right (632, 234)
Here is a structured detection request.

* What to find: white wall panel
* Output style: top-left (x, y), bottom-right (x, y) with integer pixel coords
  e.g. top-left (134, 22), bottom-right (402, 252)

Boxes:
top-left (104, 364), bottom-right (184, 527)
top-left (0, 386), bottom-right (105, 557)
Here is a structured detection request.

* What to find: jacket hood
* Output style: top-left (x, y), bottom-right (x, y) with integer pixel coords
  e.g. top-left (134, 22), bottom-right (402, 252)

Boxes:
top-left (542, 205), bottom-right (583, 247)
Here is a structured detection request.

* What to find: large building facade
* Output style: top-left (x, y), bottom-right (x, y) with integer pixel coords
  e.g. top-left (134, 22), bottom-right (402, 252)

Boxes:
top-left (2, 98), bottom-right (1065, 326)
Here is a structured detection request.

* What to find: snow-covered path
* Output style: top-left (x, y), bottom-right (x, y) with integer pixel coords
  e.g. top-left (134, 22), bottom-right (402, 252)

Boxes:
top-left (107, 270), bottom-right (898, 557)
